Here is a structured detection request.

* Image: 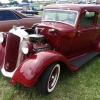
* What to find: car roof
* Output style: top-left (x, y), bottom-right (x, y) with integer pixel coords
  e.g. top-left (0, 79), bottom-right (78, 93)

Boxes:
top-left (44, 4), bottom-right (100, 11)
top-left (0, 8), bottom-right (17, 11)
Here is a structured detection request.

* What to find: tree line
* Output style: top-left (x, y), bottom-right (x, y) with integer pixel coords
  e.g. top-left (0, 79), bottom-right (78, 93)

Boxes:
top-left (0, 0), bottom-right (31, 6)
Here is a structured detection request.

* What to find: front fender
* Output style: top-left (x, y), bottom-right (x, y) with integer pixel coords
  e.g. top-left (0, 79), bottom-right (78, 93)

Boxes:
top-left (0, 43), bottom-right (5, 68)
top-left (10, 50), bottom-right (76, 87)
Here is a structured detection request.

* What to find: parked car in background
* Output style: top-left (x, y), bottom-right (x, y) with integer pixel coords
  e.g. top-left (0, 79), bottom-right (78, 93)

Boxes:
top-left (1, 4), bottom-right (100, 95)
top-left (31, 3), bottom-right (43, 11)
top-left (9, 7), bottom-right (24, 13)
top-left (9, 7), bottom-right (39, 15)
top-left (0, 8), bottom-right (41, 32)
top-left (21, 10), bottom-right (39, 15)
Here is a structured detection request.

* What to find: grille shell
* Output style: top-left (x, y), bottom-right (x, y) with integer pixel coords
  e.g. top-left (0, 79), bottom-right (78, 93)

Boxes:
top-left (4, 33), bottom-right (20, 72)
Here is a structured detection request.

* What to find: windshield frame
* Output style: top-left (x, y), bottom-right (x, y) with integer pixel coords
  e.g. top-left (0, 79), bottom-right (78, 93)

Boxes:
top-left (42, 9), bottom-right (78, 26)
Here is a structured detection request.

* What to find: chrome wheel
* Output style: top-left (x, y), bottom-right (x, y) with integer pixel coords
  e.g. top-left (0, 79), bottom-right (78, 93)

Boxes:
top-left (47, 64), bottom-right (60, 92)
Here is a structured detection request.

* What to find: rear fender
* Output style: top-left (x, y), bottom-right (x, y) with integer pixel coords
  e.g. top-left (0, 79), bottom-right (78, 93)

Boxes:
top-left (10, 50), bottom-right (77, 87)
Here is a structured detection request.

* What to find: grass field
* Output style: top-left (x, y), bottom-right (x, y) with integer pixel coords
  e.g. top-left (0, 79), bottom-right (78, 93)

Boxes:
top-left (0, 56), bottom-right (100, 100)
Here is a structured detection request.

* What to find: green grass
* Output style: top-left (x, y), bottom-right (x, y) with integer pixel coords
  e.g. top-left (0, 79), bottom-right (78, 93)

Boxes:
top-left (38, 11), bottom-right (43, 15)
top-left (0, 56), bottom-right (100, 100)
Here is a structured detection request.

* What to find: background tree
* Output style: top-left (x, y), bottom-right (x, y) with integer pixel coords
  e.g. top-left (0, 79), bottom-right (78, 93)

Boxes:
top-left (0, 2), bottom-right (2, 6)
top-left (14, 1), bottom-right (19, 4)
top-left (30, 0), bottom-right (33, 3)
top-left (9, 1), bottom-right (19, 5)
top-left (22, 0), bottom-right (29, 3)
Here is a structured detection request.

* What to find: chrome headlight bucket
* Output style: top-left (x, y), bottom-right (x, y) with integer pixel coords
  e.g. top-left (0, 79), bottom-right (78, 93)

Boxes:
top-left (23, 35), bottom-right (30, 41)
top-left (21, 42), bottom-right (29, 54)
top-left (0, 32), bottom-right (4, 43)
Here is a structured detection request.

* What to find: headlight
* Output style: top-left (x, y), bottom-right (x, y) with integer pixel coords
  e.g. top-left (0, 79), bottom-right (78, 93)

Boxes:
top-left (21, 42), bottom-right (29, 54)
top-left (23, 35), bottom-right (30, 41)
top-left (0, 32), bottom-right (4, 43)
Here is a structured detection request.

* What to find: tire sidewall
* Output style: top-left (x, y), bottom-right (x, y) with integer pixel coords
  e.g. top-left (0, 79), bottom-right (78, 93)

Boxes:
top-left (47, 63), bottom-right (60, 93)
top-left (38, 62), bottom-right (60, 94)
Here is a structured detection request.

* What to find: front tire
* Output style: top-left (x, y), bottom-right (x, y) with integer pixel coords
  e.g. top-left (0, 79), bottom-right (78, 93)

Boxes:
top-left (38, 62), bottom-right (60, 95)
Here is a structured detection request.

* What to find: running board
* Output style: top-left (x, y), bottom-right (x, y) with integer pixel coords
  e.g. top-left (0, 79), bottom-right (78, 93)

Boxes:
top-left (69, 51), bottom-right (100, 68)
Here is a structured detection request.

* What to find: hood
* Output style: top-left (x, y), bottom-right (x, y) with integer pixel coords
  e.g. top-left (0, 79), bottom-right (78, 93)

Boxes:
top-left (37, 22), bottom-right (74, 51)
top-left (37, 22), bottom-right (74, 35)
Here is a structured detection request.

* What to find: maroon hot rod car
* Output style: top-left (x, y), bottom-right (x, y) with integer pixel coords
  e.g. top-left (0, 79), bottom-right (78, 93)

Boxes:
top-left (0, 4), bottom-right (100, 95)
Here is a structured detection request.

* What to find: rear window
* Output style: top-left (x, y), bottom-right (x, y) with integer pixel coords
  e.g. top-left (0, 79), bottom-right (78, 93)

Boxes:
top-left (0, 10), bottom-right (18, 21)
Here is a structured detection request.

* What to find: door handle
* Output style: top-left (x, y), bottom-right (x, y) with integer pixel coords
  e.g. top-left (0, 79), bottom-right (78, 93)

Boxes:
top-left (77, 30), bottom-right (83, 36)
top-left (77, 30), bottom-right (83, 34)
top-left (96, 27), bottom-right (99, 30)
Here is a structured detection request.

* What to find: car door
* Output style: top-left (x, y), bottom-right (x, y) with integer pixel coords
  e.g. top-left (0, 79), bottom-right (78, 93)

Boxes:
top-left (69, 11), bottom-right (96, 56)
top-left (0, 10), bottom-right (20, 32)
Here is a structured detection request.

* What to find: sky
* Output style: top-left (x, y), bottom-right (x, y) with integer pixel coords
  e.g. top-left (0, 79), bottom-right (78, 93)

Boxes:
top-left (0, 0), bottom-right (37, 3)
top-left (0, 0), bottom-right (24, 3)
top-left (0, 0), bottom-right (50, 3)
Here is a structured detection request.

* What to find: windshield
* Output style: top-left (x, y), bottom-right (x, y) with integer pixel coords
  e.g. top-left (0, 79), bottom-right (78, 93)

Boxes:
top-left (42, 9), bottom-right (78, 26)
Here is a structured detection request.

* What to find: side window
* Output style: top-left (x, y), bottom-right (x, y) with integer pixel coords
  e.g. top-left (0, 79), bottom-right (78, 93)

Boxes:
top-left (80, 12), bottom-right (95, 26)
top-left (97, 13), bottom-right (100, 24)
top-left (0, 10), bottom-right (17, 21)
